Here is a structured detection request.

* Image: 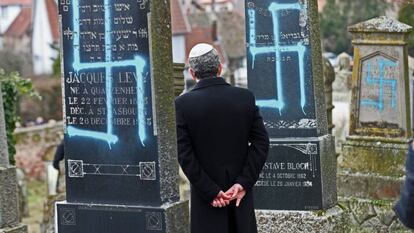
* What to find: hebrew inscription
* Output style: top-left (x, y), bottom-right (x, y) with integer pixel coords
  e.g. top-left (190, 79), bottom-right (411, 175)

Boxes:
top-left (60, 0), bottom-right (160, 205)
top-left (246, 0), bottom-right (317, 138)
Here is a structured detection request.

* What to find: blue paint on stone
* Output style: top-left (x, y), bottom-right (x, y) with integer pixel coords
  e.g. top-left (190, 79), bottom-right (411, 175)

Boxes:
top-left (360, 57), bottom-right (397, 111)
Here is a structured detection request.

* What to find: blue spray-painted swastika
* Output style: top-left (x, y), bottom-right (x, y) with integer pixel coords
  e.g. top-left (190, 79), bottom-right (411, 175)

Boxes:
top-left (66, 0), bottom-right (149, 147)
top-left (360, 57), bottom-right (397, 111)
top-left (248, 2), bottom-right (307, 115)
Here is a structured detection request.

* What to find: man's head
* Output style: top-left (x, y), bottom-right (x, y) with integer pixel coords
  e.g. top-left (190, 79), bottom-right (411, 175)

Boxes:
top-left (188, 43), bottom-right (222, 80)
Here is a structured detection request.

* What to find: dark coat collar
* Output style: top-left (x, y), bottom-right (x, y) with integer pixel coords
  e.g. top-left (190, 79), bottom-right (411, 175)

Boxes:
top-left (192, 77), bottom-right (230, 91)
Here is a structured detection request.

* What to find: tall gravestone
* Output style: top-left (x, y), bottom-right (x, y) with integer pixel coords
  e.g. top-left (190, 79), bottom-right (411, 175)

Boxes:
top-left (56, 0), bottom-right (189, 232)
top-left (0, 85), bottom-right (28, 233)
top-left (245, 0), bottom-right (346, 231)
top-left (245, 0), bottom-right (336, 210)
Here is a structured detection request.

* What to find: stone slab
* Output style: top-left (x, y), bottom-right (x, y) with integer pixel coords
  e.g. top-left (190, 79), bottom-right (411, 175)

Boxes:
top-left (341, 136), bottom-right (407, 177)
top-left (59, 0), bottom-right (180, 207)
top-left (254, 135), bottom-right (337, 210)
top-left (245, 0), bottom-right (328, 138)
top-left (339, 197), bottom-right (410, 232)
top-left (0, 224), bottom-right (27, 233)
top-left (255, 206), bottom-right (348, 233)
top-left (56, 201), bottom-right (189, 233)
top-left (337, 172), bottom-right (403, 200)
top-left (0, 167), bottom-right (19, 228)
top-left (348, 32), bottom-right (411, 139)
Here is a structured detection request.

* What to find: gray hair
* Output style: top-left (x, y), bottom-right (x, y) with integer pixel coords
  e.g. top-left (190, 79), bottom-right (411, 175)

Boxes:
top-left (188, 49), bottom-right (220, 79)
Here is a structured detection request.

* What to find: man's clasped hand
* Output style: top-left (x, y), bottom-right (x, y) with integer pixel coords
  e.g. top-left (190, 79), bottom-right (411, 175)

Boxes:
top-left (211, 183), bottom-right (246, 208)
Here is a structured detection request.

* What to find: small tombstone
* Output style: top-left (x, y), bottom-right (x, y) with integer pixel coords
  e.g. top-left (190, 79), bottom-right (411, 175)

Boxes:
top-left (341, 16), bottom-right (412, 193)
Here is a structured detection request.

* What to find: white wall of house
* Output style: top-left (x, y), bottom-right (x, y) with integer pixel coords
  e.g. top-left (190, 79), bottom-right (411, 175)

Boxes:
top-left (234, 58), bottom-right (247, 88)
top-left (0, 5), bottom-right (21, 34)
top-left (32, 0), bottom-right (56, 75)
top-left (172, 35), bottom-right (186, 64)
top-left (0, 6), bottom-right (21, 50)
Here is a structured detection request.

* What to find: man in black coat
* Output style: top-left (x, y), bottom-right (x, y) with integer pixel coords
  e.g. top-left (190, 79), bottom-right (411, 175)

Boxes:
top-left (395, 140), bottom-right (414, 229)
top-left (175, 43), bottom-right (269, 233)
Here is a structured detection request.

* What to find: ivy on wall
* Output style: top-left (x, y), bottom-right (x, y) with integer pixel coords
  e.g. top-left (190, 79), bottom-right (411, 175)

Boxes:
top-left (0, 69), bottom-right (39, 164)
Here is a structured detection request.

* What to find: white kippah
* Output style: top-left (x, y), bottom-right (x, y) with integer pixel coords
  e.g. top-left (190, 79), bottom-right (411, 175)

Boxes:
top-left (189, 43), bottom-right (214, 58)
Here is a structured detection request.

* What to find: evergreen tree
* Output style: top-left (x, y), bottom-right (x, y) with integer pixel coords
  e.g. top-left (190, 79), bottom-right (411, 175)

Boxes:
top-left (320, 0), bottom-right (389, 54)
top-left (398, 0), bottom-right (414, 56)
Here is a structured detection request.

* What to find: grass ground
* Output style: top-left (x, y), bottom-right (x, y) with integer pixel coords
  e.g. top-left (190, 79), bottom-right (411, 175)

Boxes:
top-left (22, 180), bottom-right (47, 233)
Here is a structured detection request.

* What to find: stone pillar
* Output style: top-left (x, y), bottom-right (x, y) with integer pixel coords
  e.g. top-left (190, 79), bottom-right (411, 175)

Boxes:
top-left (0, 85), bottom-right (28, 233)
top-left (173, 63), bottom-right (185, 97)
top-left (0, 85), bottom-right (8, 167)
top-left (332, 52), bottom-right (352, 151)
top-left (245, 0), bottom-right (346, 231)
top-left (323, 57), bottom-right (335, 134)
top-left (339, 17), bottom-right (413, 231)
top-left (55, 0), bottom-right (189, 232)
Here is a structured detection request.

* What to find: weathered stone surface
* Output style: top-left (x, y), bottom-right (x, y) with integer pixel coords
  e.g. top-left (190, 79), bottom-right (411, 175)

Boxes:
top-left (341, 136), bottom-right (407, 177)
top-left (320, 135), bottom-right (337, 209)
top-left (349, 16), bottom-right (412, 33)
top-left (0, 167), bottom-right (19, 228)
top-left (0, 224), bottom-right (27, 233)
top-left (0, 85), bottom-right (9, 167)
top-left (348, 17), bottom-right (412, 139)
top-left (164, 201), bottom-right (190, 233)
top-left (339, 197), bottom-right (411, 232)
top-left (41, 193), bottom-right (66, 233)
top-left (255, 207), bottom-right (349, 233)
top-left (15, 169), bottom-right (28, 219)
top-left (337, 172), bottom-right (403, 200)
top-left (323, 57), bottom-right (335, 134)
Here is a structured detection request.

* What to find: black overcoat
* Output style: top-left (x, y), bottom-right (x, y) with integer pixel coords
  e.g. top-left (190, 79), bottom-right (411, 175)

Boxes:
top-left (175, 77), bottom-right (269, 233)
top-left (395, 141), bottom-right (414, 229)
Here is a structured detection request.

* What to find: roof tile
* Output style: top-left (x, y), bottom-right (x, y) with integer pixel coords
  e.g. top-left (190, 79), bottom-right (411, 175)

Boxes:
top-left (4, 7), bottom-right (31, 38)
top-left (171, 0), bottom-right (190, 35)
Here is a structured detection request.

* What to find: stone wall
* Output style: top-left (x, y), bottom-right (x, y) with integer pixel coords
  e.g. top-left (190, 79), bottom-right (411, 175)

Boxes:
top-left (14, 121), bottom-right (63, 180)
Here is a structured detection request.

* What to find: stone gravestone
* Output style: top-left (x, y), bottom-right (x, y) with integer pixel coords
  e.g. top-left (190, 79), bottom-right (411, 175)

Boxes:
top-left (55, 0), bottom-right (189, 232)
top-left (0, 85), bottom-right (28, 233)
top-left (245, 0), bottom-right (347, 231)
top-left (245, 0), bottom-right (336, 210)
top-left (337, 17), bottom-right (412, 230)
top-left (342, 17), bottom-right (412, 179)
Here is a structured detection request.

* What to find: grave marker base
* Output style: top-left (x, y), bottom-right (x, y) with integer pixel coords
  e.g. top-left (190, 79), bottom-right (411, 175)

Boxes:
top-left (341, 136), bottom-right (407, 177)
top-left (254, 135), bottom-right (337, 210)
top-left (56, 201), bottom-right (189, 233)
top-left (255, 207), bottom-right (348, 233)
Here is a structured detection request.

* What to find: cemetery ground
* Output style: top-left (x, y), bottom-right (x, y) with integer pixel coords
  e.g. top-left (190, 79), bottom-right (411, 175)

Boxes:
top-left (22, 181), bottom-right (46, 233)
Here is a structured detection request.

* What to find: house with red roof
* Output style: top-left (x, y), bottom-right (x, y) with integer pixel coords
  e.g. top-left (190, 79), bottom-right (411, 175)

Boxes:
top-left (0, 0), bottom-right (32, 51)
top-left (0, 0), bottom-right (58, 75)
top-left (32, 0), bottom-right (59, 75)
top-left (171, 0), bottom-right (191, 63)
